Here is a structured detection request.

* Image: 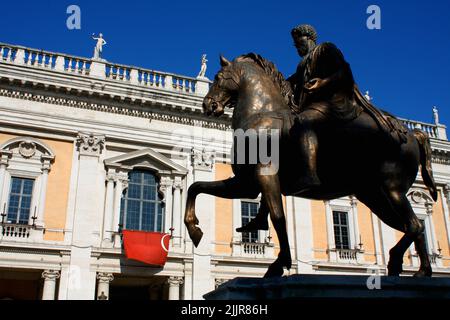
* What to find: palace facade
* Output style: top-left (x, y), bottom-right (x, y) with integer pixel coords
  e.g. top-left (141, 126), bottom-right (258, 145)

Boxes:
top-left (0, 42), bottom-right (449, 300)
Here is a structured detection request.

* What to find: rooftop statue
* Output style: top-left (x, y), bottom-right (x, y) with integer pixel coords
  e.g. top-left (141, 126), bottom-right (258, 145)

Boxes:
top-left (197, 54), bottom-right (208, 78)
top-left (92, 33), bottom-right (107, 60)
top-left (184, 24), bottom-right (437, 278)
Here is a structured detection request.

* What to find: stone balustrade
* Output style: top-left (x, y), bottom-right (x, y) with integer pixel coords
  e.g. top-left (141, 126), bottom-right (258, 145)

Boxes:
top-left (400, 118), bottom-right (447, 140)
top-left (1, 223), bottom-right (31, 238)
top-left (242, 242), bottom-right (266, 256)
top-left (0, 42), bottom-right (208, 95)
top-left (336, 248), bottom-right (358, 263)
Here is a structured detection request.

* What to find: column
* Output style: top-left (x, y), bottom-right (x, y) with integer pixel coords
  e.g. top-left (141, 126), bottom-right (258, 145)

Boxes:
top-left (42, 270), bottom-right (60, 300)
top-left (36, 156), bottom-right (53, 227)
top-left (168, 276), bottom-right (183, 300)
top-left (0, 151), bottom-right (11, 206)
top-left (159, 177), bottom-right (173, 235)
top-left (96, 273), bottom-right (114, 300)
top-left (324, 201), bottom-right (336, 261)
top-left (111, 171), bottom-right (129, 239)
top-left (172, 176), bottom-right (183, 246)
top-left (102, 169), bottom-right (116, 242)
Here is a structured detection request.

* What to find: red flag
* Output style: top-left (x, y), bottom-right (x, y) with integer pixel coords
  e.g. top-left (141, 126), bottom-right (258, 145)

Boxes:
top-left (122, 230), bottom-right (170, 266)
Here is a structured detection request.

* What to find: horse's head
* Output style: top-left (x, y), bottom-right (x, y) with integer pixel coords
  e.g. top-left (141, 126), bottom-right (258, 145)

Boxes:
top-left (203, 55), bottom-right (240, 117)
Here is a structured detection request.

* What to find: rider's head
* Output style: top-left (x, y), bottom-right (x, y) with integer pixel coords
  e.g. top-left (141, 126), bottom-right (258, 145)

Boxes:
top-left (291, 24), bottom-right (317, 57)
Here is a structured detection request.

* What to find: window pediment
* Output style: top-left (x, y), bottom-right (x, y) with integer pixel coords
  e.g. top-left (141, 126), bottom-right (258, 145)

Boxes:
top-left (104, 148), bottom-right (188, 176)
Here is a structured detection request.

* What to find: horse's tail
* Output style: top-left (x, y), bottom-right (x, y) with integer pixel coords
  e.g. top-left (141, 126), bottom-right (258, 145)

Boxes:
top-left (413, 129), bottom-right (438, 201)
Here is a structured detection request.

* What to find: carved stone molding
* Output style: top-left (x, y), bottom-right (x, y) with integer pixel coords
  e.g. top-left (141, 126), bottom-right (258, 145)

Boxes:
top-left (191, 148), bottom-right (215, 171)
top-left (42, 270), bottom-right (60, 281)
top-left (173, 176), bottom-right (183, 190)
top-left (18, 140), bottom-right (36, 158)
top-left (0, 88), bottom-right (231, 130)
top-left (167, 276), bottom-right (184, 286)
top-left (76, 132), bottom-right (105, 156)
top-left (0, 150), bottom-right (12, 167)
top-left (215, 278), bottom-right (228, 289)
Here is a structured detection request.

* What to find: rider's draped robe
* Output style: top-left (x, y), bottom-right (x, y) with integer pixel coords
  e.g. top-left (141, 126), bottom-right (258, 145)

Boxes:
top-left (288, 42), bottom-right (408, 144)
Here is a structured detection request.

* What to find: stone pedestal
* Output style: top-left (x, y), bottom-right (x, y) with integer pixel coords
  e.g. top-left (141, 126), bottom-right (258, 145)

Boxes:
top-left (204, 275), bottom-right (450, 300)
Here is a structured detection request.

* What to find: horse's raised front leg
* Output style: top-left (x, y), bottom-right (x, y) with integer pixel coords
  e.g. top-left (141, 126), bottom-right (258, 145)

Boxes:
top-left (255, 164), bottom-right (292, 278)
top-left (184, 176), bottom-right (260, 247)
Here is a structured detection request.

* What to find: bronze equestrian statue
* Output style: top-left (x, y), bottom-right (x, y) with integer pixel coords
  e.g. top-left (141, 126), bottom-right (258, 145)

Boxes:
top-left (184, 24), bottom-right (437, 278)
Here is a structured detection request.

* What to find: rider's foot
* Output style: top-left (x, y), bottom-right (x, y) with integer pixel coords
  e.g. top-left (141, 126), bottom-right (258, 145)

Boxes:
top-left (236, 217), bottom-right (269, 232)
top-left (293, 174), bottom-right (321, 193)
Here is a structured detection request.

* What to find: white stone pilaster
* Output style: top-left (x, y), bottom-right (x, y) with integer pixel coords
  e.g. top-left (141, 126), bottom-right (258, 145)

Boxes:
top-left (350, 196), bottom-right (360, 249)
top-left (371, 213), bottom-right (383, 265)
top-left (426, 203), bottom-right (439, 254)
top-left (67, 133), bottom-right (105, 300)
top-left (96, 273), bottom-right (114, 300)
top-left (191, 150), bottom-right (215, 300)
top-left (0, 151), bottom-right (11, 207)
top-left (293, 197), bottom-right (314, 273)
top-left (324, 201), bottom-right (337, 261)
top-left (36, 156), bottom-right (52, 227)
top-left (442, 185), bottom-right (450, 247)
top-left (42, 270), bottom-right (60, 300)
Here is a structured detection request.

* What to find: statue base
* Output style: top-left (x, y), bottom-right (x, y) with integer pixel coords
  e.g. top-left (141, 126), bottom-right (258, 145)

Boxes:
top-left (203, 275), bottom-right (450, 300)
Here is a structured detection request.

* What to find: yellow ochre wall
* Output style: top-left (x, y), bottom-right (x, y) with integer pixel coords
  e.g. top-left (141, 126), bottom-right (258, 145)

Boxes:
top-left (357, 202), bottom-right (376, 263)
top-left (0, 133), bottom-right (73, 241)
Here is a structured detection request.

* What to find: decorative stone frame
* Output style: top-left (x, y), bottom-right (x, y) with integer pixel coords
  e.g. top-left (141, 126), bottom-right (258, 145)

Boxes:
top-left (406, 188), bottom-right (443, 267)
top-left (0, 137), bottom-right (55, 234)
top-left (102, 148), bottom-right (188, 249)
top-left (325, 197), bottom-right (364, 264)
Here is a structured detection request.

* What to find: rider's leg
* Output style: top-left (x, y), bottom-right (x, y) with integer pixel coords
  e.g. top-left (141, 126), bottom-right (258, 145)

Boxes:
top-left (293, 107), bottom-right (328, 190)
top-left (236, 196), bottom-right (269, 232)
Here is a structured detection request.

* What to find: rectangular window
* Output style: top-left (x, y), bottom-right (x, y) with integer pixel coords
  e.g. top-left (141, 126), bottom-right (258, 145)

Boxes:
top-left (7, 177), bottom-right (34, 225)
top-left (241, 201), bottom-right (259, 243)
top-left (333, 211), bottom-right (350, 250)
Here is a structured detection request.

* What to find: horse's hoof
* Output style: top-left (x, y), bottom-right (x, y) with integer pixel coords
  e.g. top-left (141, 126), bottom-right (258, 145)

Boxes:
top-left (236, 218), bottom-right (269, 233)
top-left (413, 269), bottom-right (432, 277)
top-left (387, 260), bottom-right (402, 276)
top-left (189, 227), bottom-right (203, 248)
top-left (264, 260), bottom-right (284, 278)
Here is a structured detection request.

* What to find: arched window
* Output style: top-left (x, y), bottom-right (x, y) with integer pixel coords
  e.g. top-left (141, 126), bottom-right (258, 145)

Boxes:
top-left (120, 170), bottom-right (164, 232)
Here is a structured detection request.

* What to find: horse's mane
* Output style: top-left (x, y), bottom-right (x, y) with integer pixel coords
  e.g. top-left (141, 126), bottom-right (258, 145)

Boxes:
top-left (236, 53), bottom-right (299, 113)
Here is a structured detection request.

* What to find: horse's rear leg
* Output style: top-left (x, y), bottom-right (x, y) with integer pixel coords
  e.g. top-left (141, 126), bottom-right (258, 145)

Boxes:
top-left (184, 176), bottom-right (260, 247)
top-left (256, 165), bottom-right (291, 278)
top-left (357, 188), bottom-right (431, 277)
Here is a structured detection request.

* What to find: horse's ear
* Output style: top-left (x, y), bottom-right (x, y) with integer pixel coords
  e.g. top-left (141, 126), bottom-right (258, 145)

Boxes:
top-left (220, 55), bottom-right (231, 67)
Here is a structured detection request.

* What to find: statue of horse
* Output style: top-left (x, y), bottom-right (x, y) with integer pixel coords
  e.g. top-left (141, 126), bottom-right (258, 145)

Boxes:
top-left (184, 53), bottom-right (438, 278)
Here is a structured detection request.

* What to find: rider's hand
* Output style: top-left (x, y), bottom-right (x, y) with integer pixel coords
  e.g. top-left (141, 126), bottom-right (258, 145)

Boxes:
top-left (304, 78), bottom-right (325, 92)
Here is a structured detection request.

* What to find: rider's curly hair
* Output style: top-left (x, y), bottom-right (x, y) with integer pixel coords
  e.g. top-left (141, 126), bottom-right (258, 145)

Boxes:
top-left (291, 24), bottom-right (317, 43)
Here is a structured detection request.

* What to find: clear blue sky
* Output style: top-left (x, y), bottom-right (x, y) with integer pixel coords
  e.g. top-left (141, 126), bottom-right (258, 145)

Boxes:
top-left (1, 0), bottom-right (449, 124)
